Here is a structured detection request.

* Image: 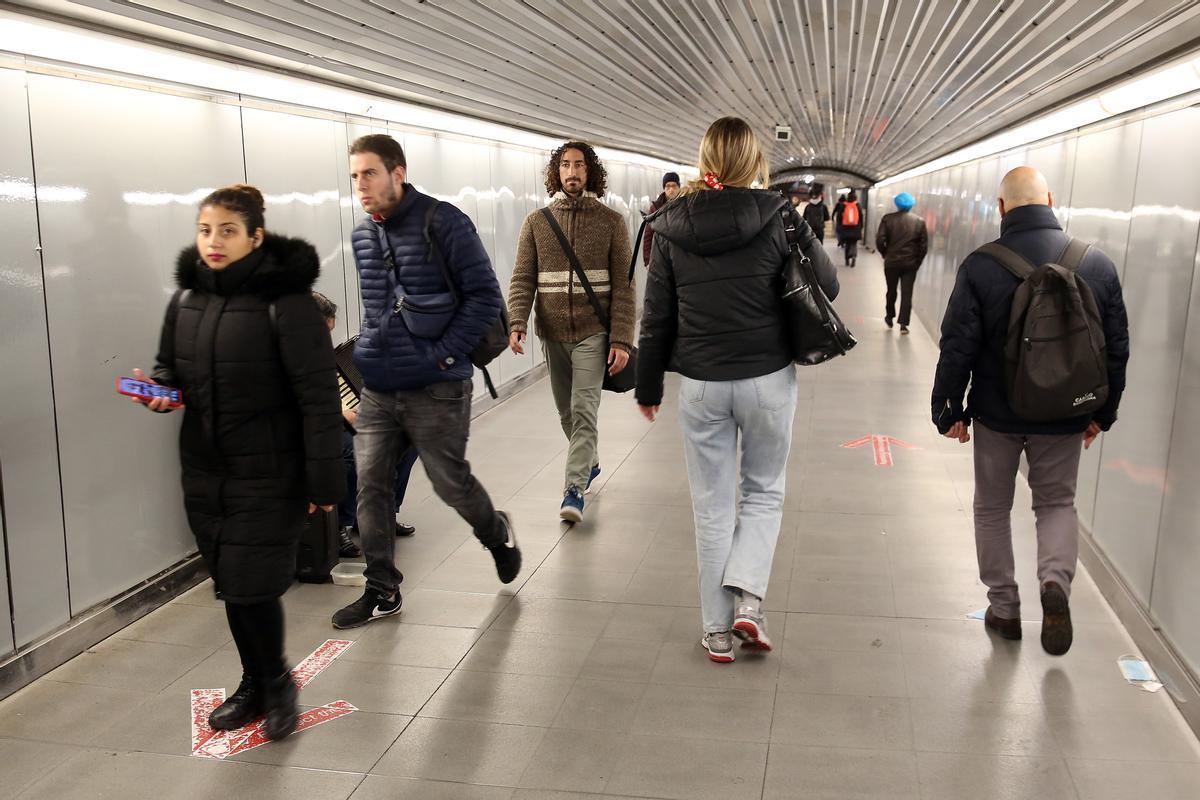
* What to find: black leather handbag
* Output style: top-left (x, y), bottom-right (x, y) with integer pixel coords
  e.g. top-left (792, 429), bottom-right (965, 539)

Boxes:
top-left (781, 212), bottom-right (857, 365)
top-left (540, 208), bottom-right (638, 393)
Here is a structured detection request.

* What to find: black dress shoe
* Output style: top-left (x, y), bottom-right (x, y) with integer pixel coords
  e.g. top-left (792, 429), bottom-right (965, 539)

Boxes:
top-left (395, 522), bottom-right (416, 537)
top-left (263, 672), bottom-right (299, 741)
top-left (984, 607), bottom-right (1022, 641)
top-left (1040, 581), bottom-right (1073, 656)
top-left (208, 674), bottom-right (263, 730)
top-left (338, 527), bottom-right (361, 558)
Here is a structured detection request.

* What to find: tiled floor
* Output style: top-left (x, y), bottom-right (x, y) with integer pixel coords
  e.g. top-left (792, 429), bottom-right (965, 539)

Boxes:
top-left (3, 245), bottom-right (1199, 799)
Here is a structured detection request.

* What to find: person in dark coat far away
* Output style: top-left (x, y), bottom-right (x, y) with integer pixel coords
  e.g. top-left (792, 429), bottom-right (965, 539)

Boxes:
top-left (643, 171), bottom-right (682, 266)
top-left (833, 189), bottom-right (863, 267)
top-left (133, 184), bottom-right (344, 742)
top-left (802, 189), bottom-right (831, 243)
top-left (875, 191), bottom-right (928, 334)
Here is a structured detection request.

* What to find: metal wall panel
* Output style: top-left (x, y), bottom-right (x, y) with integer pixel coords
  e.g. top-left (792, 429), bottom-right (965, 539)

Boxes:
top-left (0, 69), bottom-right (71, 646)
top-left (1090, 107), bottom-right (1200, 605)
top-left (0, 504), bottom-right (11, 656)
top-left (1153, 241), bottom-right (1200, 675)
top-left (1064, 121), bottom-right (1142, 531)
top-left (242, 108), bottom-right (354, 341)
top-left (27, 74), bottom-right (245, 613)
top-left (489, 143), bottom-right (534, 386)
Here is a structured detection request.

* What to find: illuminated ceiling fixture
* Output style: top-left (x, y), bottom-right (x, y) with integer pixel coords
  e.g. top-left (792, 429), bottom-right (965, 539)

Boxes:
top-left (803, 174), bottom-right (815, 183)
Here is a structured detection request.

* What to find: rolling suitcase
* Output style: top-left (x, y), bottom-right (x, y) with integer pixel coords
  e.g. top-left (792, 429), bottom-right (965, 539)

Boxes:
top-left (296, 507), bottom-right (339, 583)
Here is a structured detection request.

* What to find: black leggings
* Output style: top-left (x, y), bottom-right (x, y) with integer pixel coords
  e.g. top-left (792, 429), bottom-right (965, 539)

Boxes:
top-left (225, 599), bottom-right (286, 681)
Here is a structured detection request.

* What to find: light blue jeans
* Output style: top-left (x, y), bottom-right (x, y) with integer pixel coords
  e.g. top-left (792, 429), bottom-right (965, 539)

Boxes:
top-left (677, 365), bottom-right (798, 632)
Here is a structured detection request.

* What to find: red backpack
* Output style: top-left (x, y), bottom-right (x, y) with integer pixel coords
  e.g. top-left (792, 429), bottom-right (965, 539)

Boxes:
top-left (842, 201), bottom-right (860, 227)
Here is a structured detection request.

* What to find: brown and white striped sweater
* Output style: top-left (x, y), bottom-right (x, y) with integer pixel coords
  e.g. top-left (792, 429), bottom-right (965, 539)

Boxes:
top-left (508, 192), bottom-right (636, 351)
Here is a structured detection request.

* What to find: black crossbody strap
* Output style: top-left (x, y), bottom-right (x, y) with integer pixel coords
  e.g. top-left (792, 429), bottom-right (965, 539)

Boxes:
top-left (423, 199), bottom-right (460, 304)
top-left (539, 207), bottom-right (611, 331)
top-left (628, 216), bottom-right (649, 283)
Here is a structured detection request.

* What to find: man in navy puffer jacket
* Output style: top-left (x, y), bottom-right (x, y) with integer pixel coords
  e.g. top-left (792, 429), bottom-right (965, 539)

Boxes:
top-left (932, 166), bottom-right (1129, 658)
top-left (331, 134), bottom-right (521, 630)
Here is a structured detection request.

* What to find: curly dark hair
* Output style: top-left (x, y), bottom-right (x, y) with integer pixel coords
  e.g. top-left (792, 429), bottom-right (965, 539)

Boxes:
top-left (544, 141), bottom-right (608, 196)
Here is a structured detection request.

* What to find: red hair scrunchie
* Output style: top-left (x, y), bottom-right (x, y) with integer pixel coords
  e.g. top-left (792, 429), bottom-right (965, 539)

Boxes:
top-left (703, 172), bottom-right (724, 190)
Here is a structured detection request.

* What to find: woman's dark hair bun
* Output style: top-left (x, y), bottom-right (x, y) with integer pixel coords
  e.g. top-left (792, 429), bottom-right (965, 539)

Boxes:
top-left (227, 183), bottom-right (265, 215)
top-left (200, 183), bottom-right (266, 233)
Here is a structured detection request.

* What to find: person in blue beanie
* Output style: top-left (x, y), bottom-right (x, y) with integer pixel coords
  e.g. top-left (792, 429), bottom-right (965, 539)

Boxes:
top-left (874, 192), bottom-right (928, 333)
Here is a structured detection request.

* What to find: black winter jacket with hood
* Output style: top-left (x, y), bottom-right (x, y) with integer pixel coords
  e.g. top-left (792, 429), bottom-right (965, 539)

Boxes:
top-left (154, 233), bottom-right (344, 603)
top-left (636, 188), bottom-right (839, 406)
top-left (931, 204), bottom-right (1130, 436)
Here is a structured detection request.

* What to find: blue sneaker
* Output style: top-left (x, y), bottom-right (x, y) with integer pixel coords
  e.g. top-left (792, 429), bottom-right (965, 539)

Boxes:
top-left (560, 487), bottom-right (584, 523)
top-left (585, 464), bottom-right (601, 494)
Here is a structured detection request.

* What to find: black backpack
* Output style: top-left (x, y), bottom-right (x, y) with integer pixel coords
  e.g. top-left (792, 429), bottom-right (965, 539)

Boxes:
top-left (975, 238), bottom-right (1108, 422)
top-left (423, 199), bottom-right (510, 399)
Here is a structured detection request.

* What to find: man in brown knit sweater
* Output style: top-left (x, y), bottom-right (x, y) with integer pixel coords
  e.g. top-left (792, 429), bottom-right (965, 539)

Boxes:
top-left (508, 141), bottom-right (635, 523)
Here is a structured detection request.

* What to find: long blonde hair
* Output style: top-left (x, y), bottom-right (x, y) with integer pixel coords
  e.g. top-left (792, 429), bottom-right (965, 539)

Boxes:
top-left (681, 117), bottom-right (770, 195)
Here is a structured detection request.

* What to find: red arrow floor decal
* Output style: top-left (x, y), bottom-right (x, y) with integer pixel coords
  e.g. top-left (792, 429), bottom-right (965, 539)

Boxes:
top-left (841, 434), bottom-right (918, 467)
top-left (191, 638), bottom-right (355, 759)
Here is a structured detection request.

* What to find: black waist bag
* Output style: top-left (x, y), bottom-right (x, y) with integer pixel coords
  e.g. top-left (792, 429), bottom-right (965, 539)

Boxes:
top-left (781, 210), bottom-right (856, 365)
top-left (975, 239), bottom-right (1108, 422)
top-left (540, 207), bottom-right (637, 393)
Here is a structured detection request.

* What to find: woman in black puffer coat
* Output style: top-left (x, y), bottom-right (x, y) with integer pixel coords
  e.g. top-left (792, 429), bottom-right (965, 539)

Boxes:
top-left (636, 118), bottom-right (838, 664)
top-left (134, 184), bottom-right (343, 741)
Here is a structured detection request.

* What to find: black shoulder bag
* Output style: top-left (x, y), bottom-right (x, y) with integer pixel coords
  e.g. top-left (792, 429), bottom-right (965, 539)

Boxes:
top-left (539, 207), bottom-right (638, 393)
top-left (781, 209), bottom-right (857, 364)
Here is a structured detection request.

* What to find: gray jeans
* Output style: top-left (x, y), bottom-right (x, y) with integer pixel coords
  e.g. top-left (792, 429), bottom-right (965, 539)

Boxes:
top-left (972, 421), bottom-right (1083, 619)
top-left (355, 381), bottom-right (503, 596)
top-left (678, 365), bottom-right (798, 632)
top-left (543, 333), bottom-right (607, 492)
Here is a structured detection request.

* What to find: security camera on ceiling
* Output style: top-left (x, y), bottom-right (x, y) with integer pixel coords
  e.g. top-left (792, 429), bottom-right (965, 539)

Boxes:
top-left (775, 125), bottom-right (791, 141)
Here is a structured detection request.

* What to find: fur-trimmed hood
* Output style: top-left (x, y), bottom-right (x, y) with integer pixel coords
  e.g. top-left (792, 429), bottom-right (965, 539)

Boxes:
top-left (175, 232), bottom-right (321, 300)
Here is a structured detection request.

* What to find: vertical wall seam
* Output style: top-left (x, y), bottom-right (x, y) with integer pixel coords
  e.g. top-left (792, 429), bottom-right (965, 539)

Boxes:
top-left (23, 71), bottom-right (74, 620)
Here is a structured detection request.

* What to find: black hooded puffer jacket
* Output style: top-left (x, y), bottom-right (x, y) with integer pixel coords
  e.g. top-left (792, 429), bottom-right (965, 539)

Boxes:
top-left (154, 233), bottom-right (344, 603)
top-left (636, 188), bottom-right (839, 406)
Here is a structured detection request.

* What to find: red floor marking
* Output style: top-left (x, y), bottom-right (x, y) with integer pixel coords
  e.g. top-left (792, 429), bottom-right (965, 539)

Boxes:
top-left (841, 434), bottom-right (918, 467)
top-left (190, 639), bottom-right (355, 759)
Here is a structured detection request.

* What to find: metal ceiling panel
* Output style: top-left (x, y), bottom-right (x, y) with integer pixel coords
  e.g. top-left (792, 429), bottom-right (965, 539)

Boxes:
top-left (13, 0), bottom-right (1200, 181)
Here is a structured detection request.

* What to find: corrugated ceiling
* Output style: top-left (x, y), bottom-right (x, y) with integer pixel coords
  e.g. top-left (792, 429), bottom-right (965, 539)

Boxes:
top-left (15, 0), bottom-right (1200, 182)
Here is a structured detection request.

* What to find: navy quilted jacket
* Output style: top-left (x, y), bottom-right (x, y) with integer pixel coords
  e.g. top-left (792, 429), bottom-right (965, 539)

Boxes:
top-left (931, 204), bottom-right (1130, 436)
top-left (351, 185), bottom-right (502, 391)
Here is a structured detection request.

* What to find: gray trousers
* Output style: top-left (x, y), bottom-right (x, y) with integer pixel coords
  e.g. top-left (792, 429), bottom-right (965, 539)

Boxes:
top-left (972, 421), bottom-right (1083, 619)
top-left (543, 333), bottom-right (607, 492)
top-left (355, 381), bottom-right (503, 596)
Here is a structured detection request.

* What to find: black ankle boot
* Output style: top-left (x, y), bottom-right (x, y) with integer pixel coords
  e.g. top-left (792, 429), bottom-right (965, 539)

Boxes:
top-left (208, 674), bottom-right (264, 730)
top-left (263, 671), bottom-right (299, 741)
top-left (338, 526), bottom-right (361, 558)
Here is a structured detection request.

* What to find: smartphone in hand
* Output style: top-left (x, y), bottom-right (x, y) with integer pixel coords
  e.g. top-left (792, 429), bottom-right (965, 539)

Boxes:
top-left (116, 376), bottom-right (183, 408)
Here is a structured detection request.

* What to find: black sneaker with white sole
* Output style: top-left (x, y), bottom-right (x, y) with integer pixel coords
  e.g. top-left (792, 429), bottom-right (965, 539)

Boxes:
top-left (331, 589), bottom-right (402, 629)
top-left (487, 510), bottom-right (521, 584)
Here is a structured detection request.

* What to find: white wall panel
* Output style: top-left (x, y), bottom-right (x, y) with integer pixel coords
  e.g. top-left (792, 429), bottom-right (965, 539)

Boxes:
top-left (27, 74), bottom-right (244, 614)
top-left (242, 108), bottom-right (354, 339)
top-left (1091, 107), bottom-right (1200, 604)
top-left (0, 69), bottom-right (54, 649)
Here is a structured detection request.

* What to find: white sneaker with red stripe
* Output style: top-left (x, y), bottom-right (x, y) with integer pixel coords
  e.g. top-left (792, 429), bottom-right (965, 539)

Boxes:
top-left (702, 631), bottom-right (735, 663)
top-left (732, 593), bottom-right (772, 652)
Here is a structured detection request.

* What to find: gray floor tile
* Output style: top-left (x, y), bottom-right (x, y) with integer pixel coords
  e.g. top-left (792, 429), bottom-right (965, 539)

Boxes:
top-left (395, 588), bottom-right (514, 628)
top-left (787, 579), bottom-right (897, 616)
top-left (298, 659), bottom-right (449, 715)
top-left (351, 775), bottom-right (515, 800)
top-left (633, 683), bottom-right (775, 742)
top-left (225, 709), bottom-right (411, 772)
top-left (518, 568), bottom-right (635, 602)
top-left (372, 716), bottom-right (545, 786)
top-left (916, 751), bottom-right (1079, 800)
top-left (771, 692), bottom-right (913, 750)
top-left (784, 612), bottom-right (902, 652)
top-left (776, 648), bottom-right (907, 697)
top-left (621, 570), bottom-right (702, 606)
top-left (763, 744), bottom-right (920, 800)
top-left (458, 629), bottom-right (597, 678)
top-left (45, 637), bottom-right (213, 693)
top-left (910, 697), bottom-right (1059, 756)
top-left (0, 680), bottom-right (153, 746)
top-left (1067, 759), bottom-right (1200, 800)
top-left (341, 622), bottom-right (482, 669)
top-left (0, 738), bottom-right (82, 797)
top-left (578, 637), bottom-right (660, 683)
top-left (419, 670), bottom-right (574, 726)
top-left (600, 604), bottom-right (698, 643)
top-left (111, 603), bottom-right (232, 649)
top-left (902, 649), bottom-right (1040, 704)
top-left (1046, 703), bottom-right (1200, 762)
top-left (15, 749), bottom-right (361, 800)
top-left (649, 641), bottom-right (782, 691)
top-left (517, 728), bottom-right (627, 793)
top-left (491, 596), bottom-right (616, 637)
top-left (552, 678), bottom-right (646, 732)
top-left (604, 735), bottom-right (768, 800)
